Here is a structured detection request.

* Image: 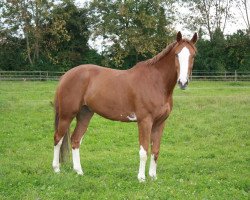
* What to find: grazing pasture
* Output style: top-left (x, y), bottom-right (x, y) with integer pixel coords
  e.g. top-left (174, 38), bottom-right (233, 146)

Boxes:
top-left (0, 81), bottom-right (249, 199)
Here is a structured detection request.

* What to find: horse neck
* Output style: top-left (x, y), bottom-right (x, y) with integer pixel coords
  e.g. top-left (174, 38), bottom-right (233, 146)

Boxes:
top-left (154, 52), bottom-right (177, 95)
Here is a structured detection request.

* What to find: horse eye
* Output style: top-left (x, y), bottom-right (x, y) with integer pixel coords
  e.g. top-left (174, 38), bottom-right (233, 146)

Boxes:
top-left (175, 54), bottom-right (179, 58)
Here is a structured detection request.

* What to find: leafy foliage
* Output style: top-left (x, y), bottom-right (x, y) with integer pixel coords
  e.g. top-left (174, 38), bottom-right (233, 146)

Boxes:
top-left (0, 0), bottom-right (101, 71)
top-left (88, 0), bottom-right (175, 68)
top-left (194, 29), bottom-right (250, 71)
top-left (0, 0), bottom-right (249, 71)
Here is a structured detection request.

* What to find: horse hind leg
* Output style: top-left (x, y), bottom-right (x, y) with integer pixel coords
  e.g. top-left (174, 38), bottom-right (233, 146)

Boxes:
top-left (52, 117), bottom-right (72, 173)
top-left (71, 106), bottom-right (94, 175)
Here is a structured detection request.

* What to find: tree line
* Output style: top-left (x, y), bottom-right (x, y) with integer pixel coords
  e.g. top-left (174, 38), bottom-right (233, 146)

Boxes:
top-left (0, 0), bottom-right (249, 72)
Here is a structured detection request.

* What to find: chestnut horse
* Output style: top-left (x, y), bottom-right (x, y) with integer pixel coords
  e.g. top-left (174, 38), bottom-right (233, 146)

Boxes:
top-left (52, 32), bottom-right (197, 182)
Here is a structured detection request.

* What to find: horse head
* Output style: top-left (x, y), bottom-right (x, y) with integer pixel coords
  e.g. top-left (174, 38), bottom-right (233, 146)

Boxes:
top-left (174, 31), bottom-right (198, 90)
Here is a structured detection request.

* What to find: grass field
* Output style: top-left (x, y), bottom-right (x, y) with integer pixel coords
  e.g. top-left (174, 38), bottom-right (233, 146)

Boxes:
top-left (0, 81), bottom-right (249, 199)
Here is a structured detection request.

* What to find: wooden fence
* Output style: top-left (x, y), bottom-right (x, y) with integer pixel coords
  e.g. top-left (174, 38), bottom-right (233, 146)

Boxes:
top-left (0, 70), bottom-right (250, 81)
top-left (190, 71), bottom-right (250, 81)
top-left (0, 71), bottom-right (64, 81)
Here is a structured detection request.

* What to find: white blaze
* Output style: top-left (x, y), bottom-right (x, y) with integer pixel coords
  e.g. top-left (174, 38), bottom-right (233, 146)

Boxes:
top-left (138, 145), bottom-right (147, 182)
top-left (178, 47), bottom-right (190, 85)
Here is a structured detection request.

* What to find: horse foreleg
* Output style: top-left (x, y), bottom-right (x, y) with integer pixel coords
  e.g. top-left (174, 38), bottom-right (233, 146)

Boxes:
top-left (149, 122), bottom-right (165, 180)
top-left (71, 107), bottom-right (94, 175)
top-left (137, 118), bottom-right (153, 182)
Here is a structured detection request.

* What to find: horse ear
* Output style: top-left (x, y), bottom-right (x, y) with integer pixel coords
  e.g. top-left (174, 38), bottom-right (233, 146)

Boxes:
top-left (176, 31), bottom-right (182, 42)
top-left (191, 33), bottom-right (198, 44)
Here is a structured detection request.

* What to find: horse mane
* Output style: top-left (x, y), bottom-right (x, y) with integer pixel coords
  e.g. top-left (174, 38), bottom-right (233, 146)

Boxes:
top-left (146, 41), bottom-right (177, 65)
top-left (146, 39), bottom-right (197, 65)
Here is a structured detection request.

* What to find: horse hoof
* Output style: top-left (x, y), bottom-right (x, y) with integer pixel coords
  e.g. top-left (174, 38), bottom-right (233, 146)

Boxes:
top-left (149, 175), bottom-right (157, 180)
top-left (77, 171), bottom-right (83, 176)
top-left (137, 174), bottom-right (146, 182)
top-left (74, 168), bottom-right (84, 175)
top-left (53, 166), bottom-right (60, 173)
top-left (149, 172), bottom-right (157, 180)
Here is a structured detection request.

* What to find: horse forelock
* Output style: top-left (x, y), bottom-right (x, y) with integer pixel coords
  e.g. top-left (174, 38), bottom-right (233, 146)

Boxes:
top-left (181, 39), bottom-right (197, 52)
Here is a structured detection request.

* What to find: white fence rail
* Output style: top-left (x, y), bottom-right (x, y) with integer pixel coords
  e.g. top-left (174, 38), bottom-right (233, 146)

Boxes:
top-left (0, 70), bottom-right (250, 81)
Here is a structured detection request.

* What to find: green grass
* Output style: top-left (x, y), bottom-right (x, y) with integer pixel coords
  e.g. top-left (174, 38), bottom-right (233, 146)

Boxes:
top-left (0, 81), bottom-right (249, 199)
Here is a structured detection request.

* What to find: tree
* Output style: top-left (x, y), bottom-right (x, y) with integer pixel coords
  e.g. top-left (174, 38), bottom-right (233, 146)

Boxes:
top-left (225, 30), bottom-right (250, 71)
top-left (194, 29), bottom-right (250, 72)
top-left (42, 0), bottom-right (93, 70)
top-left (0, 34), bottom-right (26, 70)
top-left (181, 0), bottom-right (233, 41)
top-left (0, 0), bottom-right (100, 71)
top-left (88, 0), bottom-right (175, 68)
top-left (194, 28), bottom-right (226, 71)
top-left (0, 0), bottom-right (53, 67)
top-left (236, 0), bottom-right (250, 34)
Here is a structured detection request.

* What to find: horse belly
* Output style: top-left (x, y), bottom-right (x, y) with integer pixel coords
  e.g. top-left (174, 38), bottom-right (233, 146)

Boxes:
top-left (87, 98), bottom-right (135, 122)
top-left (85, 79), bottom-right (135, 122)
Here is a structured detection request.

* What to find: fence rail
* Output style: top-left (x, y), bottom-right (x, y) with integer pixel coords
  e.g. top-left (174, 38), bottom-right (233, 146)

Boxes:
top-left (0, 70), bottom-right (250, 81)
top-left (0, 71), bottom-right (64, 81)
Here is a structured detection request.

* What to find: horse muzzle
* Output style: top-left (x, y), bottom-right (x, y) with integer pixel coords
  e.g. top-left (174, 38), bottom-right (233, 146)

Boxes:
top-left (177, 79), bottom-right (189, 90)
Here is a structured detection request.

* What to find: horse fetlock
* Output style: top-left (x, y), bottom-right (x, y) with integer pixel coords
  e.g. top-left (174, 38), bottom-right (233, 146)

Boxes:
top-left (137, 173), bottom-right (146, 182)
top-left (149, 170), bottom-right (157, 180)
top-left (52, 163), bottom-right (60, 173)
top-left (72, 148), bottom-right (83, 175)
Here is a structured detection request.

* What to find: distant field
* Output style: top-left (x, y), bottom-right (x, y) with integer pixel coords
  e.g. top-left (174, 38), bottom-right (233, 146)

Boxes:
top-left (0, 81), bottom-right (249, 199)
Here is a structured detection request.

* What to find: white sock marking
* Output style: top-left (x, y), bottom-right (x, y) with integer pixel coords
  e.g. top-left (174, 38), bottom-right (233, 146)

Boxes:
top-left (72, 148), bottom-right (83, 175)
top-left (149, 154), bottom-right (157, 180)
top-left (52, 137), bottom-right (64, 173)
top-left (178, 47), bottom-right (190, 85)
top-left (138, 145), bottom-right (147, 182)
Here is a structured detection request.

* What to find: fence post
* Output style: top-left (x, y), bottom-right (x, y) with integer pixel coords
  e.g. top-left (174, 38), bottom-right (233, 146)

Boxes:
top-left (235, 70), bottom-right (237, 82)
top-left (39, 71), bottom-right (42, 81)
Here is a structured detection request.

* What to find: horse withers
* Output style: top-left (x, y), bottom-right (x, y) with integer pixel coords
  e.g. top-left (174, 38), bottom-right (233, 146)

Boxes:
top-left (52, 31), bottom-right (198, 182)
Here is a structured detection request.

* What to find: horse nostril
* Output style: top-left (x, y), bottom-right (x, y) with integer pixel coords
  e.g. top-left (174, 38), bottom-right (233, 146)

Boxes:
top-left (178, 79), bottom-right (188, 90)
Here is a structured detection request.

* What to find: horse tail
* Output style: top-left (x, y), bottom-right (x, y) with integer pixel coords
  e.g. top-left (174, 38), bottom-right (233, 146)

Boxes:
top-left (54, 94), bottom-right (59, 133)
top-left (54, 91), bottom-right (71, 163)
